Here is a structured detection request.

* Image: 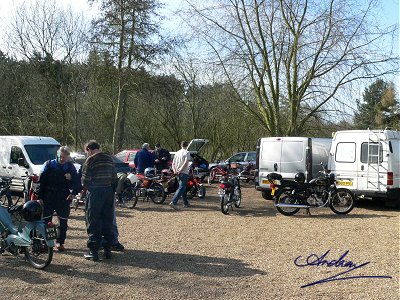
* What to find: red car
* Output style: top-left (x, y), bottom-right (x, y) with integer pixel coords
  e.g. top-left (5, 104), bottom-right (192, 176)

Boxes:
top-left (115, 150), bottom-right (140, 169)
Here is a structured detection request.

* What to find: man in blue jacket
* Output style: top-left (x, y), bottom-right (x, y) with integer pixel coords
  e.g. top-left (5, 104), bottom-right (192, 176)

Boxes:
top-left (134, 143), bottom-right (154, 173)
top-left (39, 146), bottom-right (80, 252)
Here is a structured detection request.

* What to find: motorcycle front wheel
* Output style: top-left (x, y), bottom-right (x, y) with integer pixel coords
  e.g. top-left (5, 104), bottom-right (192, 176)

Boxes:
top-left (329, 188), bottom-right (355, 214)
top-left (149, 183), bottom-right (166, 204)
top-left (121, 186), bottom-right (138, 209)
top-left (220, 194), bottom-right (230, 215)
top-left (233, 186), bottom-right (241, 208)
top-left (207, 169), bottom-right (216, 185)
top-left (275, 192), bottom-right (300, 216)
top-left (24, 229), bottom-right (53, 270)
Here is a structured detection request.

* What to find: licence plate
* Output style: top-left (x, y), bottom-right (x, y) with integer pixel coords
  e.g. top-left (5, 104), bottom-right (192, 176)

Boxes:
top-left (45, 227), bottom-right (57, 240)
top-left (336, 180), bottom-right (353, 186)
top-left (262, 179), bottom-right (280, 185)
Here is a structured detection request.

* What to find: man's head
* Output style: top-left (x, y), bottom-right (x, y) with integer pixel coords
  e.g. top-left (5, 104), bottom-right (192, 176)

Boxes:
top-left (142, 143), bottom-right (150, 150)
top-left (85, 140), bottom-right (100, 157)
top-left (155, 143), bottom-right (161, 150)
top-left (181, 141), bottom-right (188, 149)
top-left (57, 146), bottom-right (71, 165)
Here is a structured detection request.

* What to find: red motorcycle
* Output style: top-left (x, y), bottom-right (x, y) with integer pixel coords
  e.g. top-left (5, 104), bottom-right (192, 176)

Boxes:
top-left (134, 168), bottom-right (166, 204)
top-left (160, 167), bottom-right (206, 199)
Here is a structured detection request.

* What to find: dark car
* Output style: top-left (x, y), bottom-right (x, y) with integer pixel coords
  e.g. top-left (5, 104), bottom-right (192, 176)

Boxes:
top-left (209, 151), bottom-right (256, 169)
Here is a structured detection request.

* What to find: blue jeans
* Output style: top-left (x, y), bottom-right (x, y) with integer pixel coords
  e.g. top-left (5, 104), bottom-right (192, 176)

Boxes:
top-left (171, 173), bottom-right (189, 205)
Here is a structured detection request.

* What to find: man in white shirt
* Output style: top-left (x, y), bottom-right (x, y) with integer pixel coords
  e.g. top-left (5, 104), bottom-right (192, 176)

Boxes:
top-left (169, 141), bottom-right (190, 209)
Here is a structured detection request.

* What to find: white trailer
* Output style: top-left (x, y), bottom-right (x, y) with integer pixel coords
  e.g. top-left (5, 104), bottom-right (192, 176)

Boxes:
top-left (255, 137), bottom-right (332, 200)
top-left (328, 129), bottom-right (400, 206)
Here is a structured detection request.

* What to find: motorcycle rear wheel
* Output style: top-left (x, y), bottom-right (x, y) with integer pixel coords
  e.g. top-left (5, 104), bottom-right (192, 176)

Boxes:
top-left (149, 183), bottom-right (166, 204)
top-left (275, 192), bottom-right (300, 216)
top-left (121, 186), bottom-right (138, 209)
top-left (198, 186), bottom-right (206, 199)
top-left (220, 194), bottom-right (230, 215)
top-left (329, 188), bottom-right (355, 214)
top-left (24, 230), bottom-right (53, 270)
top-left (186, 186), bottom-right (197, 199)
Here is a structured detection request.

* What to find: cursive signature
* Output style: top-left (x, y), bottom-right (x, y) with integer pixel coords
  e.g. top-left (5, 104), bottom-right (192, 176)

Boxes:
top-left (294, 250), bottom-right (392, 288)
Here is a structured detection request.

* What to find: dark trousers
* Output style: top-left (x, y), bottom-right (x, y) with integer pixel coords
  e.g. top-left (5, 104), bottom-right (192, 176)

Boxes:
top-left (85, 186), bottom-right (115, 251)
top-left (43, 190), bottom-right (70, 245)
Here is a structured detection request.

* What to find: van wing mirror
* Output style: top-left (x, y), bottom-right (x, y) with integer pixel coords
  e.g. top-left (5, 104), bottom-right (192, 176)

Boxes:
top-left (17, 158), bottom-right (29, 168)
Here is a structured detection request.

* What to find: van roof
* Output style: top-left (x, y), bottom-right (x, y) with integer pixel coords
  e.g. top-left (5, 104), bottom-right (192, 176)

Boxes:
top-left (0, 136), bottom-right (60, 145)
top-left (333, 130), bottom-right (400, 140)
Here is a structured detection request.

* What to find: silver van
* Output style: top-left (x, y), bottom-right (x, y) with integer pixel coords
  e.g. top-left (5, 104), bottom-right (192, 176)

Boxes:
top-left (255, 137), bottom-right (332, 200)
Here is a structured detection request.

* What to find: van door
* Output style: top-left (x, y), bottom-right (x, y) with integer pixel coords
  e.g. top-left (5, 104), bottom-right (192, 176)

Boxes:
top-left (9, 145), bottom-right (30, 178)
top-left (358, 140), bottom-right (386, 192)
top-left (330, 141), bottom-right (358, 189)
top-left (279, 139), bottom-right (307, 179)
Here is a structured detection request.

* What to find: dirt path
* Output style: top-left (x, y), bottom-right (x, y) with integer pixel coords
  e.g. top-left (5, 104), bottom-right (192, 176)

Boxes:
top-left (0, 184), bottom-right (398, 300)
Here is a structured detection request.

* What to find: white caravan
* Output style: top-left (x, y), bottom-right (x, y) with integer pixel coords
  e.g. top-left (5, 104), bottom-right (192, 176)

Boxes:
top-left (328, 130), bottom-right (400, 206)
top-left (255, 137), bottom-right (332, 200)
top-left (0, 136), bottom-right (60, 192)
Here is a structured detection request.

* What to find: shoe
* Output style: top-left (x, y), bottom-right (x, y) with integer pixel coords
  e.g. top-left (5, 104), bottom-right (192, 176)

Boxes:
top-left (56, 244), bottom-right (65, 252)
top-left (84, 250), bottom-right (99, 261)
top-left (111, 242), bottom-right (125, 252)
top-left (104, 247), bottom-right (112, 259)
top-left (169, 202), bottom-right (179, 210)
top-left (183, 203), bottom-right (190, 208)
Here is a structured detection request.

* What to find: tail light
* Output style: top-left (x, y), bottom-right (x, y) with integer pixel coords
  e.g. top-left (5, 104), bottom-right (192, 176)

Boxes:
top-left (219, 183), bottom-right (226, 189)
top-left (30, 174), bottom-right (39, 183)
top-left (270, 183), bottom-right (275, 189)
top-left (187, 180), bottom-right (194, 186)
top-left (387, 172), bottom-right (393, 185)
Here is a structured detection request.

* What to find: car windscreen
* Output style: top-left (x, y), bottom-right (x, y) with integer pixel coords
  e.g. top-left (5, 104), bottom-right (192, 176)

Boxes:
top-left (24, 144), bottom-right (60, 165)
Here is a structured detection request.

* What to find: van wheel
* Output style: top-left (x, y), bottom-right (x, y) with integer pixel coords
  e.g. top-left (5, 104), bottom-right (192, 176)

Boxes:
top-left (261, 190), bottom-right (273, 200)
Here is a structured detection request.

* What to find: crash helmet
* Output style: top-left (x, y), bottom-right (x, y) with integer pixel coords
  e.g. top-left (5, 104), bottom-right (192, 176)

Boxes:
top-left (294, 172), bottom-right (306, 184)
top-left (127, 173), bottom-right (138, 184)
top-left (144, 167), bottom-right (156, 178)
top-left (22, 201), bottom-right (43, 222)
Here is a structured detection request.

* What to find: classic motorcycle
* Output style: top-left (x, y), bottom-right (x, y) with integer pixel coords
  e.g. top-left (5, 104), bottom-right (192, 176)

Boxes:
top-left (238, 162), bottom-right (256, 182)
top-left (0, 201), bottom-right (56, 269)
top-left (134, 169), bottom-right (166, 204)
top-left (266, 164), bottom-right (355, 216)
top-left (160, 167), bottom-right (206, 199)
top-left (218, 170), bottom-right (242, 215)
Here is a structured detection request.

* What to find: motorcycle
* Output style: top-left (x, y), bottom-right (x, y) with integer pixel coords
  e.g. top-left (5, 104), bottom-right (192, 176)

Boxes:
top-left (238, 162), bottom-right (256, 182)
top-left (218, 169), bottom-right (242, 214)
top-left (134, 170), bottom-right (166, 204)
top-left (160, 167), bottom-right (206, 199)
top-left (0, 201), bottom-right (56, 269)
top-left (266, 163), bottom-right (355, 216)
top-left (117, 173), bottom-right (139, 208)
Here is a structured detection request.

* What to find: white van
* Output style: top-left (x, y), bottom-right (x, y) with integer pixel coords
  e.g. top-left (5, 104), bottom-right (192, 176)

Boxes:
top-left (0, 136), bottom-right (60, 192)
top-left (255, 137), bottom-right (332, 199)
top-left (328, 130), bottom-right (400, 206)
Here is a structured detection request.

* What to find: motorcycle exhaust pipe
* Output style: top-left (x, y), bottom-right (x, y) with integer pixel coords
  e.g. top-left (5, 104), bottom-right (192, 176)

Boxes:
top-left (275, 203), bottom-right (313, 208)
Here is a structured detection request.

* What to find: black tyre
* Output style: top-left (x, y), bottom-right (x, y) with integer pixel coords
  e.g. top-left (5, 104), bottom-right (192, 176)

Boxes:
top-left (329, 188), bottom-right (355, 215)
top-left (198, 185), bottom-right (206, 199)
top-left (220, 194), bottom-right (230, 215)
top-left (149, 183), bottom-right (166, 204)
top-left (275, 192), bottom-right (300, 216)
top-left (233, 186), bottom-right (242, 208)
top-left (186, 186), bottom-right (197, 199)
top-left (121, 186), bottom-right (138, 209)
top-left (24, 229), bottom-right (53, 270)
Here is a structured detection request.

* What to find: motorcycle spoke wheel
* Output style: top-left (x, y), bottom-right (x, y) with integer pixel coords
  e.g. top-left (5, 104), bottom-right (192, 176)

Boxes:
top-left (122, 187), bottom-right (138, 209)
top-left (207, 169), bottom-right (216, 185)
top-left (198, 186), bottom-right (206, 199)
top-left (276, 193), bottom-right (300, 216)
top-left (220, 194), bottom-right (230, 215)
top-left (149, 183), bottom-right (166, 204)
top-left (186, 187), bottom-right (196, 199)
top-left (234, 186), bottom-right (242, 208)
top-left (330, 188), bottom-right (355, 214)
top-left (24, 230), bottom-right (53, 270)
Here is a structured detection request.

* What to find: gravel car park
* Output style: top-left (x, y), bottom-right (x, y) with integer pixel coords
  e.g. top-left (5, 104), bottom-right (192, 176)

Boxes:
top-left (0, 184), bottom-right (397, 300)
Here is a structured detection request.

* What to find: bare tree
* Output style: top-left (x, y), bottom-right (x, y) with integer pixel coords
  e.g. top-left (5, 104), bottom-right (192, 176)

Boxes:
top-left (182, 0), bottom-right (399, 136)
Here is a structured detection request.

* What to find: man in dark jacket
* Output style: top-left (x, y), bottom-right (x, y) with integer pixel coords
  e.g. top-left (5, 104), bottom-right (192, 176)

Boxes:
top-left (134, 143), bottom-right (154, 173)
top-left (153, 143), bottom-right (171, 173)
top-left (39, 146), bottom-right (80, 252)
top-left (82, 140), bottom-right (117, 261)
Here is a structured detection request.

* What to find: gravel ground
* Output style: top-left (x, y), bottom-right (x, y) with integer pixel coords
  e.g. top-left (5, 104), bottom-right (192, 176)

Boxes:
top-left (0, 183), bottom-right (399, 300)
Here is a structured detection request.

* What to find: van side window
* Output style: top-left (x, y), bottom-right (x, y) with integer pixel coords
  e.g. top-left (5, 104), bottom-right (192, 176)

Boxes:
top-left (10, 146), bottom-right (25, 164)
top-left (361, 143), bottom-right (383, 164)
top-left (335, 142), bottom-right (355, 163)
